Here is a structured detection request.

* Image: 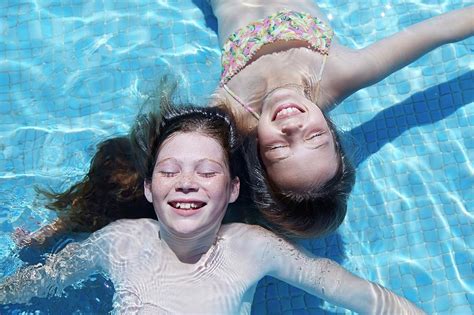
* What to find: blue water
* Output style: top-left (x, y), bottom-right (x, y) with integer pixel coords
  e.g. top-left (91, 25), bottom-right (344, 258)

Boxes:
top-left (0, 0), bottom-right (472, 314)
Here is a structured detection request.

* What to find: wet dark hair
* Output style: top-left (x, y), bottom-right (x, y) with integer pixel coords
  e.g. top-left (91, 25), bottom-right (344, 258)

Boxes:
top-left (131, 106), bottom-right (241, 183)
top-left (130, 96), bottom-right (256, 223)
top-left (39, 77), bottom-right (255, 236)
top-left (35, 79), bottom-right (257, 250)
top-left (39, 136), bottom-right (156, 233)
top-left (244, 115), bottom-right (355, 238)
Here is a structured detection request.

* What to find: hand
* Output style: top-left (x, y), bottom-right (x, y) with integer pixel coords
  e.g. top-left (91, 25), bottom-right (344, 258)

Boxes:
top-left (12, 227), bottom-right (34, 248)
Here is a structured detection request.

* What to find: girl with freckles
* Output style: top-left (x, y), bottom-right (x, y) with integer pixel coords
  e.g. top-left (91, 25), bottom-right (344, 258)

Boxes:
top-left (1, 103), bottom-right (424, 314)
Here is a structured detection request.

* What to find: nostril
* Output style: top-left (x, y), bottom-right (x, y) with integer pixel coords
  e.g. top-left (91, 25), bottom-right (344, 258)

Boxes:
top-left (281, 126), bottom-right (291, 134)
top-left (175, 177), bottom-right (199, 192)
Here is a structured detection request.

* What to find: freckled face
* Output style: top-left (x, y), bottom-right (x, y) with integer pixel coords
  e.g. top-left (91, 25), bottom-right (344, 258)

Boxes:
top-left (257, 88), bottom-right (339, 192)
top-left (144, 132), bottom-right (240, 237)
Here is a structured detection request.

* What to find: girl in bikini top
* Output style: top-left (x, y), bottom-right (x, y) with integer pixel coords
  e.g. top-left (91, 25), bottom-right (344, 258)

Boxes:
top-left (209, 0), bottom-right (473, 238)
top-left (220, 9), bottom-right (333, 119)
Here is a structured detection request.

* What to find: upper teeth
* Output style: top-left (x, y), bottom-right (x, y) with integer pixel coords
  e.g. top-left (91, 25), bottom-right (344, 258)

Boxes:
top-left (276, 107), bottom-right (300, 119)
top-left (175, 202), bottom-right (198, 209)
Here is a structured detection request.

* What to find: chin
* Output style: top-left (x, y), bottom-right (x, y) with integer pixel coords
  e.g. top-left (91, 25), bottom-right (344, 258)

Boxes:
top-left (170, 225), bottom-right (201, 237)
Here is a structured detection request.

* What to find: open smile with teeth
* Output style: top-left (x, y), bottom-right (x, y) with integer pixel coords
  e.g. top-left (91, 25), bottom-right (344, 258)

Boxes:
top-left (169, 201), bottom-right (206, 210)
top-left (273, 106), bottom-right (304, 121)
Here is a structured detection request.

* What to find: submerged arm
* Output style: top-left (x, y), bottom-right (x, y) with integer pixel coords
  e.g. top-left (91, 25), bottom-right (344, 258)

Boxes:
top-left (13, 218), bottom-right (71, 248)
top-left (0, 230), bottom-right (108, 304)
top-left (257, 229), bottom-right (424, 314)
top-left (333, 6), bottom-right (473, 103)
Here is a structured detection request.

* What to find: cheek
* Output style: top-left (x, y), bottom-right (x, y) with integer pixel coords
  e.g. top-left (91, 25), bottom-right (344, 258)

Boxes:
top-left (309, 112), bottom-right (329, 129)
top-left (257, 120), bottom-right (272, 140)
top-left (257, 128), bottom-right (274, 149)
top-left (205, 179), bottom-right (231, 198)
top-left (151, 180), bottom-right (174, 199)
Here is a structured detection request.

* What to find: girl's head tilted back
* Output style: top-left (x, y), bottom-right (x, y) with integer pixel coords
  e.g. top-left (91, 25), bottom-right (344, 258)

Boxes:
top-left (257, 91), bottom-right (341, 192)
top-left (130, 102), bottom-right (243, 237)
top-left (245, 124), bottom-right (355, 238)
top-left (257, 88), bottom-right (356, 237)
top-left (217, 85), bottom-right (355, 238)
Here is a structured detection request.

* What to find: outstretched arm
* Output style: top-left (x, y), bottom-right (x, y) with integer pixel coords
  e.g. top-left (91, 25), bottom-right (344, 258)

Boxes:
top-left (0, 227), bottom-right (110, 304)
top-left (253, 227), bottom-right (425, 314)
top-left (12, 218), bottom-right (71, 249)
top-left (334, 5), bottom-right (473, 103)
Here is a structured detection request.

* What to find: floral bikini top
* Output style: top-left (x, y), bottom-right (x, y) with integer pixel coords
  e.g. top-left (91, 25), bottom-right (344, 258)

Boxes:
top-left (219, 10), bottom-right (334, 120)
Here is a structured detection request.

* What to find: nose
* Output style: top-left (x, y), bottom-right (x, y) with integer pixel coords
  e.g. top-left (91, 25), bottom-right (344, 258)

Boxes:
top-left (281, 121), bottom-right (303, 135)
top-left (175, 174), bottom-right (199, 193)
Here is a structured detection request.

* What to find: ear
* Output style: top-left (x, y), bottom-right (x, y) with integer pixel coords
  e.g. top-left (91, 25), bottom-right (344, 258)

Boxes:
top-left (144, 180), bottom-right (153, 203)
top-left (228, 176), bottom-right (240, 204)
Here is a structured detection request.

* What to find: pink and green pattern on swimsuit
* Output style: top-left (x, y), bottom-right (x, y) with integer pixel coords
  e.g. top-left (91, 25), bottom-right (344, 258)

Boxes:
top-left (220, 10), bottom-right (334, 85)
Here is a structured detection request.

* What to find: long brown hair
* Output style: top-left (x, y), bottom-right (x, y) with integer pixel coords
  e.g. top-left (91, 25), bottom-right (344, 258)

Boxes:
top-left (40, 77), bottom-right (257, 232)
top-left (39, 136), bottom-right (156, 232)
top-left (242, 117), bottom-right (355, 238)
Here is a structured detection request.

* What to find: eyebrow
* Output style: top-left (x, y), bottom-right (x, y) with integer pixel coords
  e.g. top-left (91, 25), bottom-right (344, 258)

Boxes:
top-left (156, 157), bottom-right (226, 169)
top-left (306, 142), bottom-right (328, 150)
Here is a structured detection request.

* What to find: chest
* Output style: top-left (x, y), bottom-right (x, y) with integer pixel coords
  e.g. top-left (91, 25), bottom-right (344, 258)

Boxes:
top-left (108, 244), bottom-right (263, 314)
top-left (227, 48), bottom-right (326, 108)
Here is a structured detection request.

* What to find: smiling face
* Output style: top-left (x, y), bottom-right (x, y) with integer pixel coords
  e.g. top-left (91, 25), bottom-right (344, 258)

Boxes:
top-left (144, 132), bottom-right (240, 237)
top-left (257, 87), bottom-right (339, 193)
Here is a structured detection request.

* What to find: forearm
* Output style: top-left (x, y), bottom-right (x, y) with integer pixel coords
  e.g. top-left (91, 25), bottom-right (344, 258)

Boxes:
top-left (0, 242), bottom-right (97, 304)
top-left (0, 263), bottom-right (62, 304)
top-left (271, 254), bottom-right (424, 314)
top-left (327, 270), bottom-right (425, 314)
top-left (24, 218), bottom-right (71, 247)
top-left (261, 227), bottom-right (424, 314)
top-left (366, 282), bottom-right (425, 315)
top-left (355, 6), bottom-right (473, 88)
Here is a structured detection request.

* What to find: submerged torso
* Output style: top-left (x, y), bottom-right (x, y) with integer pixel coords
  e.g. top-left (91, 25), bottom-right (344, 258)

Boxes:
top-left (102, 220), bottom-right (265, 314)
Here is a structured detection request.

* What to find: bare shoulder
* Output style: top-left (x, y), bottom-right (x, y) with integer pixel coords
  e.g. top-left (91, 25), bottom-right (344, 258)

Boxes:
top-left (92, 218), bottom-right (160, 245)
top-left (320, 44), bottom-right (363, 110)
top-left (220, 223), bottom-right (284, 249)
top-left (91, 219), bottom-right (160, 264)
top-left (220, 222), bottom-right (272, 236)
top-left (219, 223), bottom-right (309, 275)
top-left (111, 218), bottom-right (159, 229)
top-left (102, 218), bottom-right (158, 232)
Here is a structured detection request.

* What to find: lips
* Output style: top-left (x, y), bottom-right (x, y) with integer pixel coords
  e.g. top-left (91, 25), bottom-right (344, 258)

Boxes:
top-left (272, 103), bottom-right (305, 121)
top-left (168, 200), bottom-right (206, 217)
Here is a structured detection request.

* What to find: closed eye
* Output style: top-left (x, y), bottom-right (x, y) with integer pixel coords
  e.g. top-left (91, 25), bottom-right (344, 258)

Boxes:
top-left (306, 131), bottom-right (325, 141)
top-left (159, 171), bottom-right (178, 177)
top-left (198, 172), bottom-right (218, 178)
top-left (268, 144), bottom-right (288, 151)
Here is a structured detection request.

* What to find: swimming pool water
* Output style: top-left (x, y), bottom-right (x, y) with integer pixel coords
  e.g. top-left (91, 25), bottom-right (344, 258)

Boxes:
top-left (0, 0), bottom-right (472, 314)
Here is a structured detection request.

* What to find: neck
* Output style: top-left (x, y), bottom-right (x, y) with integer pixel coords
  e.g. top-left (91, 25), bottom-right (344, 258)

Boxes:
top-left (158, 224), bottom-right (220, 264)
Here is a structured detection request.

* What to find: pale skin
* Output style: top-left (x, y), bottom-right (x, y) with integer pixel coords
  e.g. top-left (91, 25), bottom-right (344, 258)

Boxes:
top-left (210, 0), bottom-right (474, 191)
top-left (12, 219), bottom-right (70, 248)
top-left (0, 131), bottom-right (424, 314)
